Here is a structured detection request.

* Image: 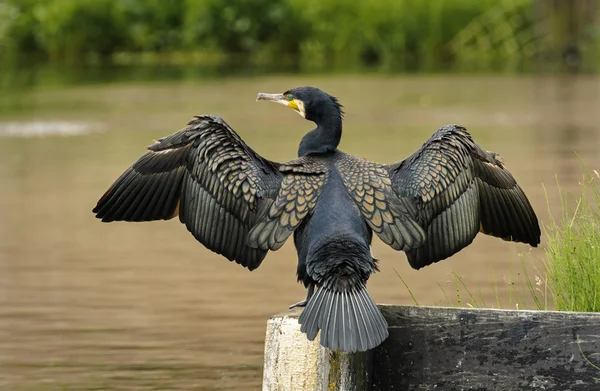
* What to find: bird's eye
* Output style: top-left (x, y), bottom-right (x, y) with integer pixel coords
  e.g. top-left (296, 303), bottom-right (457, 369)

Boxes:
top-left (286, 94), bottom-right (294, 101)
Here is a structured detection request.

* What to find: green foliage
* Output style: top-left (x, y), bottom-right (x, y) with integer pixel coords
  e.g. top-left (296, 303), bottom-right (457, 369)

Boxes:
top-left (1, 0), bottom-right (128, 63)
top-left (0, 0), bottom-right (597, 71)
top-left (118, 0), bottom-right (184, 52)
top-left (183, 0), bottom-right (305, 60)
top-left (34, 0), bottom-right (128, 63)
top-left (293, 0), bottom-right (502, 71)
top-left (451, 0), bottom-right (536, 70)
top-left (0, 0), bottom-right (40, 59)
top-left (545, 170), bottom-right (600, 312)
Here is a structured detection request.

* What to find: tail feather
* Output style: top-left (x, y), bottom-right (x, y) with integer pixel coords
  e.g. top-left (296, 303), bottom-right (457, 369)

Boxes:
top-left (298, 284), bottom-right (388, 352)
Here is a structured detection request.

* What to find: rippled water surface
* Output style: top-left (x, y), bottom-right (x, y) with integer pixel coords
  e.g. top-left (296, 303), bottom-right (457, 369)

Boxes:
top-left (1, 75), bottom-right (599, 390)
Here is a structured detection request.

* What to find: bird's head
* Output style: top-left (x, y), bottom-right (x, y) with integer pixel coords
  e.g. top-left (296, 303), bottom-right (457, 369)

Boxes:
top-left (257, 86), bottom-right (343, 124)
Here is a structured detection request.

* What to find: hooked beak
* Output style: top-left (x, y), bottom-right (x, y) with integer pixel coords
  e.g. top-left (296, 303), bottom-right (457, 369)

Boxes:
top-left (256, 92), bottom-right (285, 103)
top-left (256, 92), bottom-right (305, 118)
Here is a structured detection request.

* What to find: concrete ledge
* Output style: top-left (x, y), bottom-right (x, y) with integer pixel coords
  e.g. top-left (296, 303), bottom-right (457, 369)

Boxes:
top-left (262, 305), bottom-right (600, 391)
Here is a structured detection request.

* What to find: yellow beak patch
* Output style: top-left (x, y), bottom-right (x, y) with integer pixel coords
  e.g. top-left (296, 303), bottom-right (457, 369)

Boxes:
top-left (288, 99), bottom-right (305, 118)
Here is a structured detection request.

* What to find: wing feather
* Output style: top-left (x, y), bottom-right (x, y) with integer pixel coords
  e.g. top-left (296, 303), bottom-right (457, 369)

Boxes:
top-left (386, 124), bottom-right (540, 269)
top-left (247, 159), bottom-right (328, 251)
top-left (93, 115), bottom-right (283, 271)
top-left (335, 153), bottom-right (426, 251)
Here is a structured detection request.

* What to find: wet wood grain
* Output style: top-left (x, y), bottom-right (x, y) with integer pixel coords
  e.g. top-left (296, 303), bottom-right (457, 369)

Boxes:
top-left (264, 305), bottom-right (600, 391)
top-left (374, 305), bottom-right (600, 390)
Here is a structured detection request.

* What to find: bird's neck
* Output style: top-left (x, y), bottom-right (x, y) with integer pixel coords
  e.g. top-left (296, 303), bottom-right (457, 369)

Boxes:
top-left (298, 117), bottom-right (342, 157)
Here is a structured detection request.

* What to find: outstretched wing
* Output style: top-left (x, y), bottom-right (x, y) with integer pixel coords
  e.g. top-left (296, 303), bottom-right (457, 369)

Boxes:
top-left (385, 124), bottom-right (540, 270)
top-left (93, 115), bottom-right (283, 270)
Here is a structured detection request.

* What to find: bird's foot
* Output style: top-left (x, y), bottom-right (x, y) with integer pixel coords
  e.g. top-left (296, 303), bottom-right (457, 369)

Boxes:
top-left (289, 299), bottom-right (308, 309)
top-left (288, 283), bottom-right (315, 309)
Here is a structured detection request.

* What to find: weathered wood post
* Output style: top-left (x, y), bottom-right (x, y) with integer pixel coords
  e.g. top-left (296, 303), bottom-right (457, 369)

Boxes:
top-left (263, 305), bottom-right (600, 391)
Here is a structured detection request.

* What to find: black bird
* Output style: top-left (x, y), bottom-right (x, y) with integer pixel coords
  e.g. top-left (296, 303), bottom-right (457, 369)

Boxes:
top-left (93, 86), bottom-right (541, 352)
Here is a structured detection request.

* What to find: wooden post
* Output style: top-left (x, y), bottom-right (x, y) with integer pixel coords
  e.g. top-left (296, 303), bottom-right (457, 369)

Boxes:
top-left (262, 305), bottom-right (600, 391)
top-left (262, 309), bottom-right (372, 391)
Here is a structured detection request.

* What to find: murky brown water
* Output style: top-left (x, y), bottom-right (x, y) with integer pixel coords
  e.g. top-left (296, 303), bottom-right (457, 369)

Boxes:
top-left (0, 75), bottom-right (599, 390)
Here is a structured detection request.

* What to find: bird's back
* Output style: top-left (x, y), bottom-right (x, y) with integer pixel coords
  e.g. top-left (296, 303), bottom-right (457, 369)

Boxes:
top-left (291, 152), bottom-right (390, 352)
top-left (295, 150), bottom-right (424, 274)
top-left (294, 154), bottom-right (372, 263)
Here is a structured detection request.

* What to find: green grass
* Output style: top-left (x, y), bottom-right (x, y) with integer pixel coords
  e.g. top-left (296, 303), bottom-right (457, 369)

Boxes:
top-left (544, 168), bottom-right (600, 312)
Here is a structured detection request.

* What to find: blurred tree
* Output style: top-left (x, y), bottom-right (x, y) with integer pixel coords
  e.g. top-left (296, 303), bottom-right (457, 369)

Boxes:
top-left (0, 0), bottom-right (597, 72)
top-left (183, 0), bottom-right (305, 58)
top-left (0, 0), bottom-right (42, 60)
top-left (119, 0), bottom-right (184, 52)
top-left (32, 0), bottom-right (127, 63)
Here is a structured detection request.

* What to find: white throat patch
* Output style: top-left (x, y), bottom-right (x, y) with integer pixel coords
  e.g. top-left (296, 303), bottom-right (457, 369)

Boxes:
top-left (294, 99), bottom-right (306, 118)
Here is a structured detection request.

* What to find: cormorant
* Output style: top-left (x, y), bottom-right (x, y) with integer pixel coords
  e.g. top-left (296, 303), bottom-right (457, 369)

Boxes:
top-left (93, 86), bottom-right (541, 353)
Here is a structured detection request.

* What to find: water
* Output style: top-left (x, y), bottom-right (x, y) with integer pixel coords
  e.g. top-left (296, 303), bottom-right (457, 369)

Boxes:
top-left (0, 74), bottom-right (599, 390)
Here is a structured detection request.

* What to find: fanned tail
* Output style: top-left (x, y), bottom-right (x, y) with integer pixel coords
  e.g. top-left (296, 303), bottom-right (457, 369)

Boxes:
top-left (298, 283), bottom-right (388, 352)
